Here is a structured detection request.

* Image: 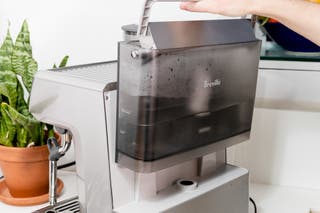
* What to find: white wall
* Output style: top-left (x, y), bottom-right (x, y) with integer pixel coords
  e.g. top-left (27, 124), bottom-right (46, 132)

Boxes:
top-left (0, 0), bottom-right (222, 69)
top-left (229, 68), bottom-right (320, 190)
top-left (229, 108), bottom-right (320, 189)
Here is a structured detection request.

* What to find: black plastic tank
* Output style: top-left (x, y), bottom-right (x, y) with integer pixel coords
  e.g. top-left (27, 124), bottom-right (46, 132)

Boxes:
top-left (116, 19), bottom-right (261, 167)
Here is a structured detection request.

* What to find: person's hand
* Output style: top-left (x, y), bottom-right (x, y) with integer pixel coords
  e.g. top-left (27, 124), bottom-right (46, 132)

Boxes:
top-left (180, 0), bottom-right (256, 17)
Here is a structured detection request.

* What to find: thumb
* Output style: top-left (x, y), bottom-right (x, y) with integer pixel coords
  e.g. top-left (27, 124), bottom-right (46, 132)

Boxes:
top-left (180, 1), bottom-right (209, 12)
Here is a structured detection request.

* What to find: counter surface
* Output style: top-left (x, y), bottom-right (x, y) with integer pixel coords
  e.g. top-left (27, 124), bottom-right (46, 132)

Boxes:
top-left (1, 171), bottom-right (319, 213)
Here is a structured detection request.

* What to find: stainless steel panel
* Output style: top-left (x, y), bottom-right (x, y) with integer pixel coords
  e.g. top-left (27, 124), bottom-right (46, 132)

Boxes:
top-left (149, 19), bottom-right (256, 50)
top-left (32, 197), bottom-right (80, 213)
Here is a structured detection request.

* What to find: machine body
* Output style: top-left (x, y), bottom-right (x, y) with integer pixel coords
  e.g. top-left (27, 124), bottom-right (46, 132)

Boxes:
top-left (29, 19), bottom-right (261, 213)
top-left (30, 62), bottom-right (250, 213)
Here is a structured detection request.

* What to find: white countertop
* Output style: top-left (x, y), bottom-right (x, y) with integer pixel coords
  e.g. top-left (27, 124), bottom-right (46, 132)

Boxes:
top-left (250, 183), bottom-right (320, 213)
top-left (1, 171), bottom-right (320, 213)
top-left (0, 171), bottom-right (78, 213)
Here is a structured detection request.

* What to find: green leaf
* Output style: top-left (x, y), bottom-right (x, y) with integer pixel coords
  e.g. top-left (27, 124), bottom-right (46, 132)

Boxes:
top-left (46, 124), bottom-right (54, 139)
top-left (0, 29), bottom-right (18, 108)
top-left (39, 123), bottom-right (46, 146)
top-left (0, 103), bottom-right (16, 147)
top-left (16, 125), bottom-right (28, 147)
top-left (16, 81), bottom-right (32, 117)
top-left (58, 56), bottom-right (69, 68)
top-left (13, 20), bottom-right (32, 56)
top-left (52, 56), bottom-right (68, 69)
top-left (11, 20), bottom-right (38, 93)
top-left (0, 124), bottom-right (16, 147)
top-left (11, 53), bottom-right (38, 93)
top-left (0, 29), bottom-right (14, 71)
top-left (0, 71), bottom-right (18, 107)
top-left (1, 102), bottom-right (42, 146)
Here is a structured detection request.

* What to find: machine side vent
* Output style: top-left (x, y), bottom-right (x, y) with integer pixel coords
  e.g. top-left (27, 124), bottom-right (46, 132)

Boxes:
top-left (32, 197), bottom-right (80, 213)
top-left (47, 61), bottom-right (117, 85)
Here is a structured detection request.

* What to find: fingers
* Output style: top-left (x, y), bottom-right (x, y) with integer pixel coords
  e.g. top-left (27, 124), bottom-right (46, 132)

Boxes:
top-left (180, 1), bottom-right (210, 12)
top-left (180, 0), bottom-right (251, 17)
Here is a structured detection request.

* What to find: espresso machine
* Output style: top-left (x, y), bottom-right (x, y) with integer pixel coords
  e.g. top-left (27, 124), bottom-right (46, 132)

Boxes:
top-left (29, 1), bottom-right (261, 212)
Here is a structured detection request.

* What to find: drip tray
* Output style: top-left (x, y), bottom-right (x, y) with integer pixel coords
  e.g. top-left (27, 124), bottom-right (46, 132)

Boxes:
top-left (32, 197), bottom-right (80, 213)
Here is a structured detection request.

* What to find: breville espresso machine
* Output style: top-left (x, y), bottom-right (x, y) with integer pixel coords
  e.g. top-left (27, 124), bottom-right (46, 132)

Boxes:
top-left (29, 1), bottom-right (261, 212)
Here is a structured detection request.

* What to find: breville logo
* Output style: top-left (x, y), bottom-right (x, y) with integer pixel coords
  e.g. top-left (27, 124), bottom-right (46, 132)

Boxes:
top-left (204, 79), bottom-right (221, 88)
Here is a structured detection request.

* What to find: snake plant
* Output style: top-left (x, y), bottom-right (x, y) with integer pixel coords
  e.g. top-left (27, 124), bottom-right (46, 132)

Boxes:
top-left (0, 21), bottom-right (68, 147)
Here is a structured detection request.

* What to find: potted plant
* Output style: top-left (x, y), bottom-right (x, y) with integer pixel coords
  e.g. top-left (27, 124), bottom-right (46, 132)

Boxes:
top-left (0, 20), bottom-right (68, 205)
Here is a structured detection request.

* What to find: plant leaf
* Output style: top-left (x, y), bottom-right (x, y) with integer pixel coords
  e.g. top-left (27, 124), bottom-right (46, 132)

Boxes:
top-left (1, 102), bottom-right (42, 146)
top-left (16, 81), bottom-right (32, 117)
top-left (13, 20), bottom-right (32, 55)
top-left (0, 71), bottom-right (18, 107)
top-left (46, 124), bottom-right (54, 139)
top-left (0, 30), bottom-right (18, 107)
top-left (58, 55), bottom-right (69, 68)
top-left (11, 53), bottom-right (38, 93)
top-left (11, 20), bottom-right (38, 92)
top-left (0, 103), bottom-right (16, 147)
top-left (39, 123), bottom-right (46, 146)
top-left (16, 125), bottom-right (28, 147)
top-left (0, 29), bottom-right (14, 71)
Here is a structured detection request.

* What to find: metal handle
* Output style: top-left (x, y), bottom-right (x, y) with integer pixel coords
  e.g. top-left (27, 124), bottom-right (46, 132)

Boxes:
top-left (138, 0), bottom-right (195, 36)
top-left (47, 130), bottom-right (72, 206)
top-left (49, 160), bottom-right (58, 205)
top-left (137, 0), bottom-right (153, 36)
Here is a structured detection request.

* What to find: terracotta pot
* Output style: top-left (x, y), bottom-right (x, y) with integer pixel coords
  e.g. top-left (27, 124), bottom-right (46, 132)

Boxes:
top-left (0, 134), bottom-right (60, 198)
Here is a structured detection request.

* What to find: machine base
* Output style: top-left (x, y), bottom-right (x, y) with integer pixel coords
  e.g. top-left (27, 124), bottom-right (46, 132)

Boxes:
top-left (114, 165), bottom-right (249, 213)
